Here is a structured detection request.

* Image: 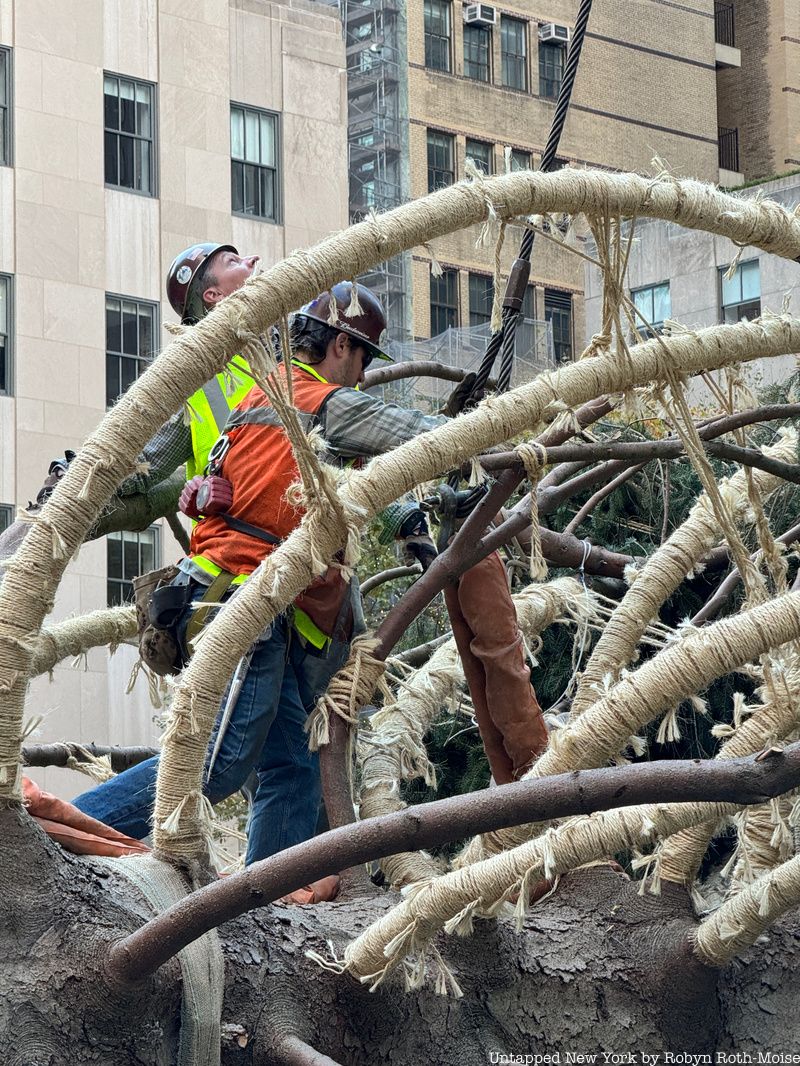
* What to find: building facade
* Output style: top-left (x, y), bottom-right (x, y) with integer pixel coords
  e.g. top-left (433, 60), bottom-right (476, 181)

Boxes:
top-left (583, 173), bottom-right (800, 396)
top-left (0, 0), bottom-right (348, 797)
top-left (343, 0), bottom-right (750, 372)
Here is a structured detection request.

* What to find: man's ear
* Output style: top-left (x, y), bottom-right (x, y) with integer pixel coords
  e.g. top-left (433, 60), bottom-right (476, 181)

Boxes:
top-left (333, 332), bottom-right (350, 358)
top-left (202, 285), bottom-right (223, 309)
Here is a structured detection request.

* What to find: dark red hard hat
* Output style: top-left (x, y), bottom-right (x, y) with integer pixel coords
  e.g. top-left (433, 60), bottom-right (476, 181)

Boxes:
top-left (166, 242), bottom-right (237, 323)
top-left (299, 282), bottom-right (391, 362)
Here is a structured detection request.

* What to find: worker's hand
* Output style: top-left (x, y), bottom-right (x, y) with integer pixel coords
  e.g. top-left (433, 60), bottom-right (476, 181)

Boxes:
top-left (440, 372), bottom-right (482, 417)
top-left (402, 533), bottom-right (438, 572)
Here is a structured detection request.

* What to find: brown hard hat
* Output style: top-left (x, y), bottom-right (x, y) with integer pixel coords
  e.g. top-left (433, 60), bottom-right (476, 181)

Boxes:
top-left (299, 282), bottom-right (392, 362)
top-left (166, 242), bottom-right (237, 323)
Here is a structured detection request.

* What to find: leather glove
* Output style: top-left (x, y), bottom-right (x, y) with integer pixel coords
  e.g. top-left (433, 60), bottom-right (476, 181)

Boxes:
top-left (439, 372), bottom-right (482, 417)
top-left (402, 533), bottom-right (438, 572)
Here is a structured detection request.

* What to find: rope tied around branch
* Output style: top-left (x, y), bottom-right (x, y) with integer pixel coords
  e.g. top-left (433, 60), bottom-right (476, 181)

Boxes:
top-left (516, 441), bottom-right (549, 581)
top-left (307, 635), bottom-right (392, 750)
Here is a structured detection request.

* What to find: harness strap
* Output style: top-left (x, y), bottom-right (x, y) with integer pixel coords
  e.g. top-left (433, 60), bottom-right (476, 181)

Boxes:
top-left (220, 513), bottom-right (282, 546)
top-left (185, 569), bottom-right (237, 648)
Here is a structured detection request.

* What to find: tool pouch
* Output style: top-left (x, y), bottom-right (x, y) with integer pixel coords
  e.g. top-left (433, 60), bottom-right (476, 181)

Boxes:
top-left (132, 564), bottom-right (186, 677)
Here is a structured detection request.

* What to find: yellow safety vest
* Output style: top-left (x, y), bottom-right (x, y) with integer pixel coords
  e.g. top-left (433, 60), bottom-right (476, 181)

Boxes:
top-left (186, 356), bottom-right (254, 479)
top-left (189, 358), bottom-right (336, 651)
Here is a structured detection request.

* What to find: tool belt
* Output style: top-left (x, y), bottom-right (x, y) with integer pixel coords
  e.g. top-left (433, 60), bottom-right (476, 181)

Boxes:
top-left (132, 565), bottom-right (236, 677)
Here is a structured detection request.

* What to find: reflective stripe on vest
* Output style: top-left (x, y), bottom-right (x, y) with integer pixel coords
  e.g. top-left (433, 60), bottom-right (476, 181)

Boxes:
top-left (186, 358), bottom-right (254, 479)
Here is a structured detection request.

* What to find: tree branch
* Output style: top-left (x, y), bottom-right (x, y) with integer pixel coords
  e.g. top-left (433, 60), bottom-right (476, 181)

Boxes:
top-left (363, 361), bottom-right (496, 391)
top-left (692, 518), bottom-right (800, 624)
top-left (360, 564), bottom-right (421, 596)
top-left (88, 474), bottom-right (185, 539)
top-left (21, 743), bottom-right (157, 773)
top-left (106, 743), bottom-right (800, 986)
top-left (563, 462), bottom-right (647, 536)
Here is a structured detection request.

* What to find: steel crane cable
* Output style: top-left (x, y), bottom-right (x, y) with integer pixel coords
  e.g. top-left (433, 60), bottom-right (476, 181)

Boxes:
top-left (469, 0), bottom-right (595, 401)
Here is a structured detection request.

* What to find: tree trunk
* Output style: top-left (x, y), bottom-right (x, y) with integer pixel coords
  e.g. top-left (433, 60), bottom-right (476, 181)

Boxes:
top-left (10, 801), bottom-right (794, 1065)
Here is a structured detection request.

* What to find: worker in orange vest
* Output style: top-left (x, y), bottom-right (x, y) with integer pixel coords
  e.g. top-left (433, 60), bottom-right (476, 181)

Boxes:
top-left (74, 283), bottom-right (445, 866)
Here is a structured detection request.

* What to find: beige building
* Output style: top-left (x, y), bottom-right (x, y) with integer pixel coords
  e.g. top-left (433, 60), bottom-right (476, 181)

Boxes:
top-left (345, 0), bottom-right (796, 368)
top-left (0, 0), bottom-right (348, 797)
top-left (715, 0), bottom-right (800, 184)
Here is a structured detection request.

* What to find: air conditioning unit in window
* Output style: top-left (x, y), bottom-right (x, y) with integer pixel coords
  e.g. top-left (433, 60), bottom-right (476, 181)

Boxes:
top-left (538, 22), bottom-right (571, 43)
top-left (463, 5), bottom-right (497, 27)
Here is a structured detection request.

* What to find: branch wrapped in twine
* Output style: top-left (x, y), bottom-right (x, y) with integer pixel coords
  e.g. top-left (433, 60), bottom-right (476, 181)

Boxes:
top-left (570, 429), bottom-right (798, 718)
top-left (150, 316), bottom-right (800, 860)
top-left (339, 797), bottom-right (738, 991)
top-left (456, 589), bottom-right (800, 867)
top-left (29, 605), bottom-right (136, 680)
top-left (658, 656), bottom-right (800, 886)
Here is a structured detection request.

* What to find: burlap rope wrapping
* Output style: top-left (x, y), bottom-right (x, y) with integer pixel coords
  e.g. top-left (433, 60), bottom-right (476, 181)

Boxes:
top-left (30, 605), bottom-right (136, 680)
top-left (658, 656), bottom-right (800, 886)
top-left (570, 430), bottom-right (798, 717)
top-left (337, 798), bottom-right (738, 991)
top-left (93, 855), bottom-right (224, 1066)
top-left (357, 579), bottom-right (596, 887)
top-left (152, 316), bottom-right (800, 860)
top-left (320, 591), bottom-right (800, 984)
top-left (0, 169), bottom-right (797, 836)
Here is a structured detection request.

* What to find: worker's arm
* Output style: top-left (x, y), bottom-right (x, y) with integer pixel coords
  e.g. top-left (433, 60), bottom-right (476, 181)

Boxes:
top-left (116, 414), bottom-right (193, 497)
top-left (318, 388), bottom-right (448, 459)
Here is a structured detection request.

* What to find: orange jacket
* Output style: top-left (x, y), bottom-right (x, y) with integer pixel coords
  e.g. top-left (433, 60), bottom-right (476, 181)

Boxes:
top-left (189, 365), bottom-right (349, 636)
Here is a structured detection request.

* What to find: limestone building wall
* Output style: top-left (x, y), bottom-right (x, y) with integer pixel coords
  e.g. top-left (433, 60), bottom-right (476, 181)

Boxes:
top-left (0, 0), bottom-right (347, 798)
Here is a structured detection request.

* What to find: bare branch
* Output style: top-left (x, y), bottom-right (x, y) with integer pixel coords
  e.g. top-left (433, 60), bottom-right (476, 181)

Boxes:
top-left (360, 565), bottom-right (421, 596)
top-left (363, 361), bottom-right (496, 391)
top-left (563, 462), bottom-right (647, 535)
top-left (88, 474), bottom-right (184, 539)
top-left (106, 743), bottom-right (800, 986)
top-left (22, 743), bottom-right (157, 773)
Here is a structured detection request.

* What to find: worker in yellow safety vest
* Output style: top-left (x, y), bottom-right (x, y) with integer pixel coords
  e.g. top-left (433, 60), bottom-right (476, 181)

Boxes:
top-left (117, 243), bottom-right (261, 500)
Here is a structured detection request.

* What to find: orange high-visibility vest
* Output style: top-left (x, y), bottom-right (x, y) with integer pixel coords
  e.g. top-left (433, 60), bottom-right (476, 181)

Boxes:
top-left (189, 364), bottom-right (348, 638)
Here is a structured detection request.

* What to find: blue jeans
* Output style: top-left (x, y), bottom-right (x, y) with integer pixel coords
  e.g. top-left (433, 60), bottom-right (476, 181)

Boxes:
top-left (73, 613), bottom-right (347, 865)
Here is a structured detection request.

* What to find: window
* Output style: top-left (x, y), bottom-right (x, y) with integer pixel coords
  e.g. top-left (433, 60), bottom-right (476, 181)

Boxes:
top-left (106, 295), bottom-right (157, 408)
top-left (469, 273), bottom-right (493, 326)
top-left (0, 48), bottom-right (10, 165)
top-left (427, 130), bottom-right (455, 191)
top-left (720, 260), bottom-right (760, 323)
top-left (510, 148), bottom-right (531, 171)
top-left (516, 284), bottom-right (539, 359)
top-left (538, 41), bottom-right (565, 99)
top-left (0, 504), bottom-right (12, 534)
top-left (107, 527), bottom-right (160, 606)
top-left (464, 23), bottom-right (491, 82)
top-left (545, 289), bottom-right (573, 363)
top-left (424, 0), bottom-right (451, 72)
top-left (430, 269), bottom-right (459, 335)
top-left (632, 282), bottom-right (671, 337)
top-left (231, 104), bottom-right (280, 221)
top-left (0, 273), bottom-right (11, 395)
top-left (465, 138), bottom-right (492, 176)
top-left (104, 73), bottom-right (155, 194)
top-left (501, 17), bottom-right (527, 91)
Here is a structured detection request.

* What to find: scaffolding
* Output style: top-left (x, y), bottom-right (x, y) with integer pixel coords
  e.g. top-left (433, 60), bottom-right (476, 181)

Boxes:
top-left (374, 319), bottom-right (555, 413)
top-left (342, 0), bottom-right (410, 341)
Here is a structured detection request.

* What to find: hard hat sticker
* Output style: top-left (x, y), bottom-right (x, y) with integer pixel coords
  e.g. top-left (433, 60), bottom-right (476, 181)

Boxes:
top-left (176, 265), bottom-right (192, 284)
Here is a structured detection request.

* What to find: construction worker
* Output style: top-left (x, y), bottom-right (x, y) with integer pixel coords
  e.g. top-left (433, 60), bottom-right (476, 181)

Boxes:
top-left (118, 243), bottom-right (260, 498)
top-left (74, 283), bottom-right (446, 866)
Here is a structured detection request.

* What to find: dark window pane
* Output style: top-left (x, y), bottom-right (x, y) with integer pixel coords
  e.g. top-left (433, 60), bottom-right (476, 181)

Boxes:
top-left (108, 534), bottom-right (122, 574)
top-left (119, 80), bottom-right (136, 133)
top-left (232, 161), bottom-right (244, 213)
top-left (104, 131), bottom-right (118, 185)
top-left (118, 134), bottom-right (134, 188)
top-left (539, 42), bottom-right (565, 99)
top-left (469, 273), bottom-right (493, 325)
top-left (106, 300), bottom-right (121, 353)
top-left (244, 162), bottom-right (258, 214)
top-left (424, 0), bottom-right (451, 72)
top-left (510, 149), bottom-right (530, 171)
top-left (545, 290), bottom-right (572, 362)
top-left (104, 86), bottom-right (119, 131)
top-left (430, 269), bottom-right (458, 335)
top-left (466, 139), bottom-right (492, 175)
top-left (120, 355), bottom-right (138, 396)
top-left (0, 336), bottom-right (6, 393)
top-left (138, 308), bottom-right (153, 358)
top-left (260, 168), bottom-right (276, 220)
top-left (121, 301), bottom-right (137, 354)
top-left (464, 24), bottom-right (490, 82)
top-left (106, 353), bottom-right (120, 407)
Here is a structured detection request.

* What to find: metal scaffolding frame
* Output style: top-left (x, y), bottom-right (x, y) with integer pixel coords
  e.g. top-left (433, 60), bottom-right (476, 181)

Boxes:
top-left (342, 0), bottom-right (410, 341)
